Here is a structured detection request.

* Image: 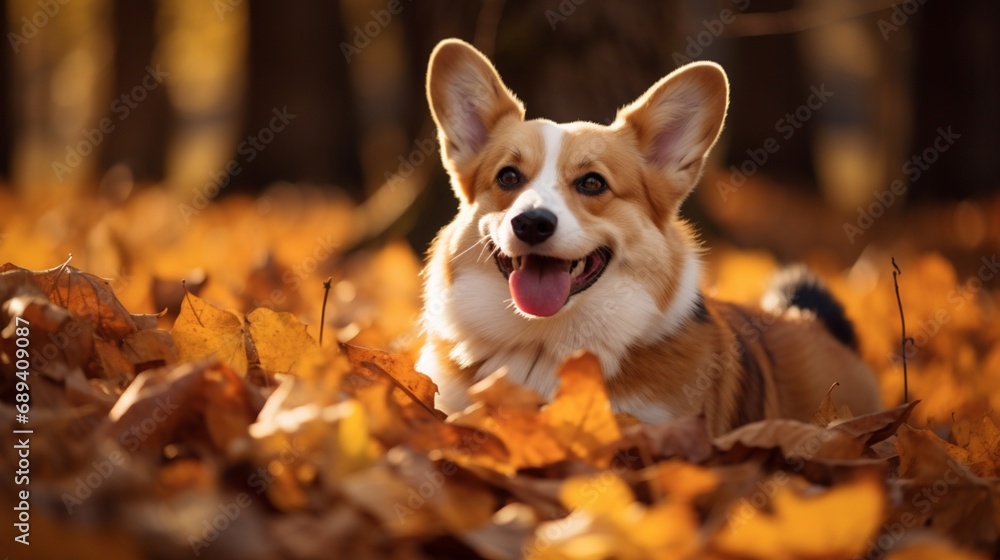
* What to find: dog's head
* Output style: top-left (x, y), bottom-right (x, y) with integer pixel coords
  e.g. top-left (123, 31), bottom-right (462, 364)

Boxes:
top-left (426, 39), bottom-right (728, 322)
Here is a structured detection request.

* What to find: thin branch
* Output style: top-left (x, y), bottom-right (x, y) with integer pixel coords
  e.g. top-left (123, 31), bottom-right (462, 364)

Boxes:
top-left (891, 257), bottom-right (912, 404)
top-left (320, 277), bottom-right (332, 346)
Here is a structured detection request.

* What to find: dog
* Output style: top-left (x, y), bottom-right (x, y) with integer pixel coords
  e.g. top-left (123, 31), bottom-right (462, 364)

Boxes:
top-left (416, 39), bottom-right (881, 435)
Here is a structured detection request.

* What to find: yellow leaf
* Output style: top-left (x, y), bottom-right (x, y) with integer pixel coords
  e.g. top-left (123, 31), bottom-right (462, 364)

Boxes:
top-left (325, 399), bottom-right (381, 479)
top-left (171, 291), bottom-right (247, 375)
top-left (246, 307), bottom-right (318, 374)
top-left (711, 476), bottom-right (885, 559)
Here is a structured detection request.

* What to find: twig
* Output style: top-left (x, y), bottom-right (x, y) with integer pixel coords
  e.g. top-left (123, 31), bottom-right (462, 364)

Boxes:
top-left (891, 258), bottom-right (912, 403)
top-left (319, 277), bottom-right (332, 346)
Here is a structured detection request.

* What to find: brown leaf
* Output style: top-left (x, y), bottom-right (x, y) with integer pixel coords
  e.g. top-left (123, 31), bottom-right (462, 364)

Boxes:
top-left (714, 418), bottom-right (863, 463)
top-left (951, 415), bottom-right (1000, 478)
top-left (830, 400), bottom-right (920, 447)
top-left (342, 343), bottom-right (439, 414)
top-left (1, 293), bottom-right (94, 381)
top-left (811, 382), bottom-right (849, 426)
top-left (121, 328), bottom-right (178, 373)
top-left (0, 261), bottom-right (136, 339)
top-left (892, 424), bottom-right (997, 548)
top-left (107, 360), bottom-right (256, 455)
top-left (610, 414), bottom-right (713, 464)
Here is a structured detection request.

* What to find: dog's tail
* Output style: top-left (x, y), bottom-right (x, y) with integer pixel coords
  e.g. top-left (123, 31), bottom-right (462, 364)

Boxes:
top-left (763, 266), bottom-right (859, 351)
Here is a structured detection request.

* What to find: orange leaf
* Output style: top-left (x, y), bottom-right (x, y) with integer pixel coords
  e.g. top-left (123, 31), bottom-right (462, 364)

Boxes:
top-left (342, 343), bottom-right (438, 413)
top-left (711, 475), bottom-right (885, 559)
top-left (540, 351), bottom-right (621, 467)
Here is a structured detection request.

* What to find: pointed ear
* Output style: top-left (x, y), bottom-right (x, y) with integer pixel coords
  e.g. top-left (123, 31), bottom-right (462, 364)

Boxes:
top-left (427, 39), bottom-right (524, 200)
top-left (616, 61), bottom-right (729, 197)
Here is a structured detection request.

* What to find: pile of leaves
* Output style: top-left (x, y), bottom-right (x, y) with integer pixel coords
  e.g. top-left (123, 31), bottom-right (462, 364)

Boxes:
top-left (1, 187), bottom-right (998, 559)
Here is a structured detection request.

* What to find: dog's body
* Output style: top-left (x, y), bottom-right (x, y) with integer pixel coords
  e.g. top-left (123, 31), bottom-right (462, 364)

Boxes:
top-left (417, 39), bottom-right (881, 435)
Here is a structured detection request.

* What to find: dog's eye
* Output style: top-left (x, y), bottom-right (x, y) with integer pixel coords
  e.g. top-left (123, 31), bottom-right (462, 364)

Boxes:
top-left (576, 172), bottom-right (608, 196)
top-left (496, 167), bottom-right (522, 190)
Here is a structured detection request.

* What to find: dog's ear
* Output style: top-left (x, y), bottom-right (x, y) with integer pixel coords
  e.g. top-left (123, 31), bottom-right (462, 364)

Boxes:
top-left (616, 62), bottom-right (729, 201)
top-left (427, 39), bottom-right (524, 202)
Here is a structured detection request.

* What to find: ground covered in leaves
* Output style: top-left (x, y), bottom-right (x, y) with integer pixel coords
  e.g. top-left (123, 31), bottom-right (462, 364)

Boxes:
top-left (1, 187), bottom-right (999, 559)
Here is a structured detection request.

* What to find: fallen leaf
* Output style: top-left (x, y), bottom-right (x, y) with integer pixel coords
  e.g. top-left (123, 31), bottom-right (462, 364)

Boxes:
top-left (540, 351), bottom-right (622, 467)
top-left (448, 369), bottom-right (566, 471)
top-left (710, 475), bottom-right (885, 559)
top-left (830, 400), bottom-right (920, 447)
top-left (714, 418), bottom-right (862, 463)
top-left (608, 414), bottom-right (713, 464)
top-left (342, 343), bottom-right (438, 412)
top-left (951, 415), bottom-right (1000, 478)
top-left (121, 328), bottom-right (178, 372)
top-left (170, 291), bottom-right (248, 375)
top-left (107, 359), bottom-right (256, 454)
top-left (246, 307), bottom-right (317, 374)
top-left (0, 261), bottom-right (136, 339)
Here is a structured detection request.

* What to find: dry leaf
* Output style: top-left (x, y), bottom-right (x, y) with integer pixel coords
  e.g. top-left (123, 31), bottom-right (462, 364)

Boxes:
top-left (710, 475), bottom-right (885, 559)
top-left (170, 291), bottom-right (248, 374)
top-left (246, 306), bottom-right (318, 373)
top-left (342, 343), bottom-right (438, 412)
top-left (0, 261), bottom-right (136, 339)
top-left (540, 351), bottom-right (622, 466)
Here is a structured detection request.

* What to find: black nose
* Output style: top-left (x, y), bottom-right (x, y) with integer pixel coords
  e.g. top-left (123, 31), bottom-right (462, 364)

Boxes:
top-left (511, 208), bottom-right (558, 245)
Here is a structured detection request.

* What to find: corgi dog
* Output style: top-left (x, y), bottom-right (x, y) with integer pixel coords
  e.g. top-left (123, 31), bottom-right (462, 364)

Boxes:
top-left (417, 39), bottom-right (881, 435)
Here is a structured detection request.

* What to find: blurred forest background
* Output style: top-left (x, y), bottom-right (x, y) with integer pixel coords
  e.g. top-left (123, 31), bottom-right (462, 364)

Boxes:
top-left (1, 0), bottom-right (998, 260)
top-left (3, 3), bottom-right (1000, 557)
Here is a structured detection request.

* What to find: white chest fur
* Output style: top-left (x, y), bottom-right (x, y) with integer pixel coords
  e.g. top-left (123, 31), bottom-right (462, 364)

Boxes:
top-left (418, 248), bottom-right (702, 417)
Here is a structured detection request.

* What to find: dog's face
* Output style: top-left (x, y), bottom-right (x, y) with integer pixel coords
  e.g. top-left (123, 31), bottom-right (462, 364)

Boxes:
top-left (425, 40), bottom-right (728, 376)
top-left (421, 40), bottom-right (728, 398)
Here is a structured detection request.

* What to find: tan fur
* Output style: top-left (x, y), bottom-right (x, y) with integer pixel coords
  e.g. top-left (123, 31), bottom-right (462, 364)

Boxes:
top-left (419, 39), bottom-right (882, 435)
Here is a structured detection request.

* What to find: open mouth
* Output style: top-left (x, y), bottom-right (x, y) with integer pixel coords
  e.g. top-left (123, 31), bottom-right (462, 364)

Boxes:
top-left (491, 243), bottom-right (612, 317)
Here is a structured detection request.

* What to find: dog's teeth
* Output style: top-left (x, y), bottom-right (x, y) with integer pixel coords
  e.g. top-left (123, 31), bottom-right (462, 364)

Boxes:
top-left (570, 259), bottom-right (583, 278)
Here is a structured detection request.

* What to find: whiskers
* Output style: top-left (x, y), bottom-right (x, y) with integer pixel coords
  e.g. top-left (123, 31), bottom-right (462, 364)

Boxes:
top-left (448, 234), bottom-right (498, 265)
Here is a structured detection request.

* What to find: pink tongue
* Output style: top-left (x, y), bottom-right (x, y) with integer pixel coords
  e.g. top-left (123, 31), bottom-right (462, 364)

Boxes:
top-left (509, 256), bottom-right (571, 317)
